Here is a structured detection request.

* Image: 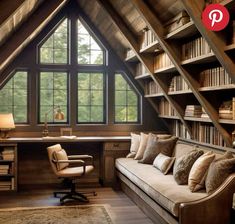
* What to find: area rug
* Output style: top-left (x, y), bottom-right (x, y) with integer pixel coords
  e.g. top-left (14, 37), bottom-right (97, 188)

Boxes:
top-left (0, 205), bottom-right (112, 224)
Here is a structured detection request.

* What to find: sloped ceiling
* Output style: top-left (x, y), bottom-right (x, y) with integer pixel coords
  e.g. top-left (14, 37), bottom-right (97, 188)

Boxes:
top-left (0, 0), bottom-right (184, 78)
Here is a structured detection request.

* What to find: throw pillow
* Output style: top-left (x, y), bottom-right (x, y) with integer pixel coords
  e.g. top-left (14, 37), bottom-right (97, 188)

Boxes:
top-left (126, 133), bottom-right (140, 158)
top-left (205, 151), bottom-right (235, 194)
top-left (53, 149), bottom-right (69, 171)
top-left (173, 149), bottom-right (204, 185)
top-left (134, 132), bottom-right (149, 160)
top-left (188, 151), bottom-right (215, 192)
top-left (138, 135), bottom-right (178, 164)
top-left (153, 153), bottom-right (175, 175)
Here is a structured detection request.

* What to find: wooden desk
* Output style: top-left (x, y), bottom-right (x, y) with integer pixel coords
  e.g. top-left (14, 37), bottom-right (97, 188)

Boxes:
top-left (0, 136), bottom-right (131, 190)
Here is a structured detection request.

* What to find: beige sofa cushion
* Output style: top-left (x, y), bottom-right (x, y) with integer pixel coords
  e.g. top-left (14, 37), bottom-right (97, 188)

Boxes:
top-left (188, 151), bottom-right (215, 192)
top-left (126, 133), bottom-right (140, 158)
top-left (134, 133), bottom-right (149, 160)
top-left (116, 158), bottom-right (207, 217)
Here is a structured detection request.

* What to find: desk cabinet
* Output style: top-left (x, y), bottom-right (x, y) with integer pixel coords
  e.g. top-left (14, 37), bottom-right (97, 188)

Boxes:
top-left (102, 142), bottom-right (130, 186)
top-left (0, 144), bottom-right (17, 192)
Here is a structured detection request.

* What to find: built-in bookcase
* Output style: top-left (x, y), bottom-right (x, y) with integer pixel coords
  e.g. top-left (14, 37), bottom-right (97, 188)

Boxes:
top-left (0, 144), bottom-right (17, 191)
top-left (124, 0), bottom-right (235, 148)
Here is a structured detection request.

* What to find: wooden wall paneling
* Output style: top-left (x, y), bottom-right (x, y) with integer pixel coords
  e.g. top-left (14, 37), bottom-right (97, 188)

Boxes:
top-left (181, 0), bottom-right (235, 83)
top-left (96, 0), bottom-right (192, 136)
top-left (0, 0), bottom-right (68, 81)
top-left (131, 0), bottom-right (232, 146)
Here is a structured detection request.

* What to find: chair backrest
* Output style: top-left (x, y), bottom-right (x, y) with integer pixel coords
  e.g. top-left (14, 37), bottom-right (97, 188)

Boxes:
top-left (47, 144), bottom-right (63, 175)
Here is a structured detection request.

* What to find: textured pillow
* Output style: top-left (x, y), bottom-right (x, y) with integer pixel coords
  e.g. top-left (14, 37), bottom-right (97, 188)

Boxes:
top-left (153, 153), bottom-right (175, 175)
top-left (134, 132), bottom-right (149, 160)
top-left (173, 149), bottom-right (204, 185)
top-left (53, 149), bottom-right (69, 171)
top-left (138, 135), bottom-right (178, 164)
top-left (205, 151), bottom-right (235, 194)
top-left (188, 151), bottom-right (215, 192)
top-left (126, 133), bottom-right (140, 158)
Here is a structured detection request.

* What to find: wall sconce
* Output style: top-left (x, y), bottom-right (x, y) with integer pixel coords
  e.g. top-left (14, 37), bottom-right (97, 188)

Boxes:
top-left (0, 113), bottom-right (15, 139)
top-left (42, 106), bottom-right (65, 137)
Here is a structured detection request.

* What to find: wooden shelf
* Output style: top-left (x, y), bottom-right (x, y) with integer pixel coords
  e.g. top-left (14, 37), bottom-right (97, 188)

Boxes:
top-left (144, 93), bottom-right (164, 98)
top-left (158, 115), bottom-right (180, 120)
top-left (154, 64), bottom-right (176, 74)
top-left (219, 119), bottom-right (235, 125)
top-left (0, 174), bottom-right (14, 177)
top-left (135, 73), bottom-right (151, 80)
top-left (140, 40), bottom-right (160, 53)
top-left (181, 52), bottom-right (216, 65)
top-left (168, 90), bottom-right (192, 95)
top-left (199, 84), bottom-right (235, 92)
top-left (184, 116), bottom-right (212, 123)
top-left (224, 44), bottom-right (235, 52)
top-left (125, 54), bottom-right (138, 62)
top-left (166, 21), bottom-right (197, 39)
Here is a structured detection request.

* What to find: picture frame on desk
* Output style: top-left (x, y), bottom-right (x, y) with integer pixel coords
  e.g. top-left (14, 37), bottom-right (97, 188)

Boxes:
top-left (60, 128), bottom-right (73, 136)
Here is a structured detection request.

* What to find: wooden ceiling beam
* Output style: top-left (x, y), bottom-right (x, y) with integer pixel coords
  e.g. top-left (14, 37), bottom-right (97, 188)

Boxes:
top-left (131, 0), bottom-right (232, 146)
top-left (0, 0), bottom-right (25, 24)
top-left (96, 0), bottom-right (192, 136)
top-left (0, 0), bottom-right (67, 76)
top-left (181, 0), bottom-right (235, 83)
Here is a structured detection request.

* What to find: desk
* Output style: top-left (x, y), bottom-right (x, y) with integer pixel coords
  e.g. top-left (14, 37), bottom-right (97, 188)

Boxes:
top-left (0, 136), bottom-right (131, 190)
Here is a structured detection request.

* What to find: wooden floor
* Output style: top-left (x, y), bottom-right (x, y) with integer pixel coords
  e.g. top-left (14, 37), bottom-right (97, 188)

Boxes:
top-left (0, 187), bottom-right (153, 224)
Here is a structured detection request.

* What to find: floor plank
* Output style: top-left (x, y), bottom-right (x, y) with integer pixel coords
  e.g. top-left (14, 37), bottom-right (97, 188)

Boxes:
top-left (0, 187), bottom-right (153, 224)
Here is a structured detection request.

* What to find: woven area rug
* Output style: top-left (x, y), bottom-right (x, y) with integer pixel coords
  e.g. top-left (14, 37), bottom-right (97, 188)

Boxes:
top-left (0, 205), bottom-right (112, 224)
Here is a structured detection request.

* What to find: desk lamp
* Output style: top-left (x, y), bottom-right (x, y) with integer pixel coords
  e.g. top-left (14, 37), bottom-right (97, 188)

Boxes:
top-left (0, 113), bottom-right (15, 139)
top-left (42, 106), bottom-right (64, 137)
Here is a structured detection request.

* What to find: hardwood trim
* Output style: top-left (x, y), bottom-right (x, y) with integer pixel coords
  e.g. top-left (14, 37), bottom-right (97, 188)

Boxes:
top-left (131, 0), bottom-right (232, 146)
top-left (96, 0), bottom-right (192, 136)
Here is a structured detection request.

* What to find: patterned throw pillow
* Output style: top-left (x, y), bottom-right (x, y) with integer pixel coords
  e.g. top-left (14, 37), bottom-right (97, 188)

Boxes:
top-left (138, 135), bottom-right (178, 164)
top-left (173, 149), bottom-right (204, 185)
top-left (53, 149), bottom-right (69, 171)
top-left (188, 151), bottom-right (215, 192)
top-left (205, 151), bottom-right (235, 194)
top-left (126, 133), bottom-right (140, 158)
top-left (153, 153), bottom-right (175, 175)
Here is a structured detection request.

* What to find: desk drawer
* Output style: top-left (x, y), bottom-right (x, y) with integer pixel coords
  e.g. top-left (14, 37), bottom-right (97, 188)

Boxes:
top-left (103, 142), bottom-right (130, 151)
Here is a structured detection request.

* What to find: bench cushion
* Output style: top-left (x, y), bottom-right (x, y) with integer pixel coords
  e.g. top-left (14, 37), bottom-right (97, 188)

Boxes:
top-left (116, 158), bottom-right (207, 217)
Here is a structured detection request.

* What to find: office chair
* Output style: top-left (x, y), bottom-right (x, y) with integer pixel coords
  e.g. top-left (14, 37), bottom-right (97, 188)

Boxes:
top-left (47, 144), bottom-right (96, 204)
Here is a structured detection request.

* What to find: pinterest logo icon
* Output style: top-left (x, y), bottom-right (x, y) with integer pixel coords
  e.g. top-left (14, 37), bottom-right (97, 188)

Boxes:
top-left (202, 4), bottom-right (230, 31)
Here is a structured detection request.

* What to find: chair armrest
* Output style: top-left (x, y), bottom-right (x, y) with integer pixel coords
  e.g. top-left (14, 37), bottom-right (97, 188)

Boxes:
top-left (68, 155), bottom-right (94, 165)
top-left (179, 173), bottom-right (235, 224)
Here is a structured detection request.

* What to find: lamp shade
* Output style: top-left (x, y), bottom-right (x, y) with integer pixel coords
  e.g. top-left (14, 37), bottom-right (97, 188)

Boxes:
top-left (0, 113), bottom-right (15, 129)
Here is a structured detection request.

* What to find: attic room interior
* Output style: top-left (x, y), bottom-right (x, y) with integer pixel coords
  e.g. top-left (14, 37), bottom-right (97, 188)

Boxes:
top-left (0, 0), bottom-right (235, 223)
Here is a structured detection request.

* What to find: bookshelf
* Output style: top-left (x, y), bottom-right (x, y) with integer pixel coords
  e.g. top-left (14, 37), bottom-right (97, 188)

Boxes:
top-left (0, 144), bottom-right (17, 191)
top-left (123, 1), bottom-right (235, 149)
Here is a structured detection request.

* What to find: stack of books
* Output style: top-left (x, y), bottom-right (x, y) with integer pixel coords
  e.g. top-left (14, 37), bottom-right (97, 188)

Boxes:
top-left (201, 108), bottom-right (209, 119)
top-left (0, 164), bottom-right (9, 175)
top-left (2, 149), bottom-right (14, 161)
top-left (0, 180), bottom-right (12, 191)
top-left (185, 105), bottom-right (202, 117)
top-left (219, 100), bottom-right (233, 120)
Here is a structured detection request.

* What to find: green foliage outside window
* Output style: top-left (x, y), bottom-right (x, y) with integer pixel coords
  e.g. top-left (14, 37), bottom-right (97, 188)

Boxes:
top-left (40, 19), bottom-right (68, 64)
top-left (77, 73), bottom-right (104, 123)
top-left (0, 71), bottom-right (28, 123)
top-left (39, 72), bottom-right (68, 123)
top-left (115, 73), bottom-right (139, 123)
top-left (77, 19), bottom-right (104, 64)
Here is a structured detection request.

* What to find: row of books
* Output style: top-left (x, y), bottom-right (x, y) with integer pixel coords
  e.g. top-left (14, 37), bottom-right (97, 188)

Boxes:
top-left (154, 52), bottom-right (174, 70)
top-left (0, 178), bottom-right (15, 191)
top-left (192, 122), bottom-right (226, 147)
top-left (169, 75), bottom-right (190, 92)
top-left (185, 105), bottom-right (202, 117)
top-left (172, 120), bottom-right (191, 139)
top-left (145, 81), bottom-right (162, 95)
top-left (136, 63), bottom-right (149, 77)
top-left (0, 148), bottom-right (14, 161)
top-left (0, 164), bottom-right (10, 175)
top-left (199, 67), bottom-right (234, 87)
top-left (140, 28), bottom-right (158, 49)
top-left (182, 36), bottom-right (213, 60)
top-left (159, 98), bottom-right (176, 116)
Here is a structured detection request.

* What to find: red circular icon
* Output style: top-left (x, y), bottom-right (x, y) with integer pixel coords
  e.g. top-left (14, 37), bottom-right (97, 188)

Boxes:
top-left (202, 4), bottom-right (230, 31)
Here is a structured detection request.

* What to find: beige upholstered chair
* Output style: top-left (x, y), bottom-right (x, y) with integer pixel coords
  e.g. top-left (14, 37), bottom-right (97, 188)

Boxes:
top-left (47, 144), bottom-right (96, 204)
